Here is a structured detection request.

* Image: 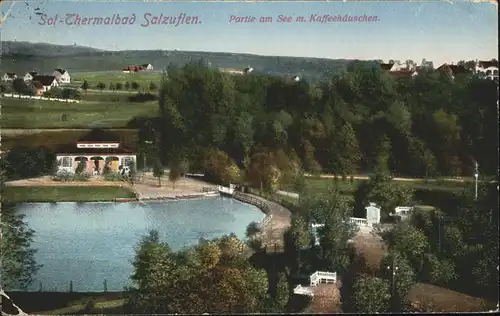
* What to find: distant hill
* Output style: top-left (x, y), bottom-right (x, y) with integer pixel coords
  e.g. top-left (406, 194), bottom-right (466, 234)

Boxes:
top-left (0, 41), bottom-right (104, 57)
top-left (0, 41), bottom-right (353, 81)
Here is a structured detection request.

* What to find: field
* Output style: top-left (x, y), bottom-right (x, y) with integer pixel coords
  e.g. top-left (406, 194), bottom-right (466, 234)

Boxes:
top-left (1, 186), bottom-right (136, 203)
top-left (0, 97), bottom-right (158, 129)
top-left (300, 176), bottom-right (471, 194)
top-left (69, 71), bottom-right (164, 89)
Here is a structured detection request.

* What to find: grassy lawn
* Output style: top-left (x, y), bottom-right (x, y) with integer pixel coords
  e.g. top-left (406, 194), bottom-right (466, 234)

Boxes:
top-left (297, 177), bottom-right (471, 195)
top-left (1, 186), bottom-right (136, 203)
top-left (0, 97), bottom-right (158, 128)
top-left (71, 71), bottom-right (163, 86)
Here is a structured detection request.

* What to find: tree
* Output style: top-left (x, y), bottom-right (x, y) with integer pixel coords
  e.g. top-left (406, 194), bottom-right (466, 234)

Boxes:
top-left (11, 78), bottom-right (29, 95)
top-left (379, 251), bottom-right (416, 312)
top-left (149, 82), bottom-right (157, 91)
top-left (152, 158), bottom-right (164, 187)
top-left (0, 202), bottom-right (42, 290)
top-left (0, 84), bottom-right (6, 93)
top-left (116, 82), bottom-right (123, 90)
top-left (168, 165), bottom-right (182, 190)
top-left (245, 221), bottom-right (261, 239)
top-left (96, 82), bottom-right (106, 92)
top-left (334, 121), bottom-right (361, 176)
top-left (131, 81), bottom-right (140, 91)
top-left (352, 276), bottom-right (391, 313)
top-left (245, 151), bottom-right (281, 192)
top-left (195, 241), bottom-right (221, 271)
top-left (125, 81), bottom-right (131, 90)
top-left (81, 80), bottom-right (89, 93)
top-left (75, 161), bottom-right (86, 174)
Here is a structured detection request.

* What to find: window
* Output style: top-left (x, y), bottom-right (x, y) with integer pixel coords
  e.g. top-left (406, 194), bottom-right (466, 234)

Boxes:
top-left (62, 157), bottom-right (72, 168)
top-left (123, 157), bottom-right (133, 167)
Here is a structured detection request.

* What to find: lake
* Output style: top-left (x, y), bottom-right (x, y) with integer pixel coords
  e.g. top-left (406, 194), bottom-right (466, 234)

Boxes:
top-left (13, 197), bottom-right (264, 292)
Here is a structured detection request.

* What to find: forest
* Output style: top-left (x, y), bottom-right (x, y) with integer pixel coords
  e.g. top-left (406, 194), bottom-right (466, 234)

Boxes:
top-left (148, 60), bottom-right (498, 184)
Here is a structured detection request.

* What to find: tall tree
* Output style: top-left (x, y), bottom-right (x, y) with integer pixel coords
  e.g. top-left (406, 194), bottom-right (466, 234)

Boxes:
top-left (0, 202), bottom-right (42, 290)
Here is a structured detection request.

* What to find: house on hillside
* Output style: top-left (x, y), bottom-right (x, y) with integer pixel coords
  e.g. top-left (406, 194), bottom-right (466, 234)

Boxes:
top-left (244, 66), bottom-right (254, 74)
top-left (379, 61), bottom-right (406, 72)
top-left (53, 68), bottom-right (71, 84)
top-left (2, 73), bottom-right (17, 82)
top-left (142, 64), bottom-right (154, 71)
top-left (387, 70), bottom-right (418, 78)
top-left (475, 60), bottom-right (499, 81)
top-left (437, 64), bottom-right (471, 80)
top-left (55, 129), bottom-right (137, 175)
top-left (219, 68), bottom-right (245, 75)
top-left (31, 81), bottom-right (45, 96)
top-left (31, 75), bottom-right (59, 92)
top-left (23, 71), bottom-right (38, 82)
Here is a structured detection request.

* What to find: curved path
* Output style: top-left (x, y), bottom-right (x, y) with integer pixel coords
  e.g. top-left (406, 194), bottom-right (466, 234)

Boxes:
top-left (235, 192), bottom-right (292, 250)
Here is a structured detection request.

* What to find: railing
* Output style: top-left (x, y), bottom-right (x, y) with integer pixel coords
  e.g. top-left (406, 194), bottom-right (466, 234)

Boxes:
top-left (258, 215), bottom-right (273, 229)
top-left (293, 285), bottom-right (315, 296)
top-left (349, 217), bottom-right (368, 225)
top-left (310, 271), bottom-right (337, 286)
top-left (233, 192), bottom-right (271, 215)
top-left (1, 93), bottom-right (80, 103)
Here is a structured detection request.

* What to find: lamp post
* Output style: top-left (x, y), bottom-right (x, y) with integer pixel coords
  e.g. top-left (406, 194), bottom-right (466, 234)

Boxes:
top-left (143, 140), bottom-right (153, 172)
top-left (474, 161), bottom-right (479, 201)
top-left (387, 258), bottom-right (399, 308)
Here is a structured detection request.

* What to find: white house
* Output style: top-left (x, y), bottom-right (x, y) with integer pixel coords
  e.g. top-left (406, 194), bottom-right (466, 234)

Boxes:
top-left (379, 61), bottom-right (406, 72)
top-left (23, 71), bottom-right (38, 82)
top-left (365, 202), bottom-right (381, 226)
top-left (32, 75), bottom-right (59, 92)
top-left (53, 69), bottom-right (71, 84)
top-left (391, 206), bottom-right (414, 221)
top-left (475, 60), bottom-right (499, 81)
top-left (2, 73), bottom-right (17, 82)
top-left (141, 64), bottom-right (154, 71)
top-left (244, 66), bottom-right (254, 74)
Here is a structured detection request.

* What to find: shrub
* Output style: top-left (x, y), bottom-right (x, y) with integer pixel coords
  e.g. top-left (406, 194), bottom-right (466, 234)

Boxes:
top-left (74, 172), bottom-right (91, 181)
top-left (128, 92), bottom-right (157, 102)
top-left (104, 172), bottom-right (125, 181)
top-left (52, 170), bottom-right (73, 182)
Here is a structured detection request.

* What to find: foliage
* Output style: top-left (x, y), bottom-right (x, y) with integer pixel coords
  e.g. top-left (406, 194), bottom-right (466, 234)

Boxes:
top-left (104, 172), bottom-right (126, 181)
top-left (245, 151), bottom-right (281, 192)
top-left (378, 251), bottom-right (416, 311)
top-left (354, 172), bottom-right (415, 220)
top-left (128, 93), bottom-right (157, 102)
top-left (11, 78), bottom-right (32, 95)
top-left (3, 146), bottom-right (55, 180)
top-left (352, 276), bottom-right (391, 313)
top-left (168, 166), bottom-right (182, 190)
top-left (127, 231), bottom-right (275, 314)
top-left (202, 148), bottom-right (241, 185)
top-left (152, 61), bottom-right (497, 180)
top-left (96, 82), bottom-right (106, 91)
top-left (75, 161), bottom-right (86, 174)
top-left (0, 202), bottom-right (42, 289)
top-left (81, 80), bottom-right (89, 92)
top-left (245, 221), bottom-right (261, 239)
top-left (152, 158), bottom-right (164, 187)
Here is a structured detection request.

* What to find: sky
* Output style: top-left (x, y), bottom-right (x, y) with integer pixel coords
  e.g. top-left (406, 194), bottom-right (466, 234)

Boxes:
top-left (1, 1), bottom-right (498, 65)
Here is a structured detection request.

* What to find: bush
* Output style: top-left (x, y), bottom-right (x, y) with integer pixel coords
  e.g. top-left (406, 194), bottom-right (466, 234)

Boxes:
top-left (128, 92), bottom-right (157, 102)
top-left (52, 170), bottom-right (73, 182)
top-left (104, 172), bottom-right (125, 181)
top-left (74, 172), bottom-right (91, 181)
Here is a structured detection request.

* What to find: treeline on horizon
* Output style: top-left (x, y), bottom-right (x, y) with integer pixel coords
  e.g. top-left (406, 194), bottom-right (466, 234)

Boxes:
top-left (141, 60), bottom-right (498, 180)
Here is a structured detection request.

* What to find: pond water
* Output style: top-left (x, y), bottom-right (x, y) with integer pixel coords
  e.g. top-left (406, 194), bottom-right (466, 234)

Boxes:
top-left (13, 197), bottom-right (264, 292)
